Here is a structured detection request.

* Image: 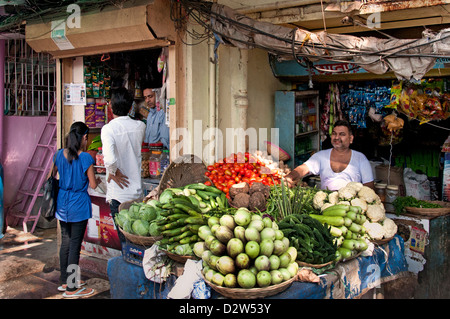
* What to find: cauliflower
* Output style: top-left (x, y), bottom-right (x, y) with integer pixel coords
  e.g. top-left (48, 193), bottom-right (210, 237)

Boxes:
top-left (381, 218), bottom-right (398, 239)
top-left (350, 198), bottom-right (368, 213)
top-left (328, 191), bottom-right (339, 205)
top-left (366, 203), bottom-right (386, 222)
top-left (337, 201), bottom-right (351, 206)
top-left (357, 186), bottom-right (379, 204)
top-left (363, 221), bottom-right (385, 240)
top-left (347, 181), bottom-right (363, 192)
top-left (338, 185), bottom-right (357, 200)
top-left (313, 190), bottom-right (328, 210)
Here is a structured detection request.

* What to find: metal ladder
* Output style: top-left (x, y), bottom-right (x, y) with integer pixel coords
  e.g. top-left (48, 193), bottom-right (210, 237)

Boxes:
top-left (8, 101), bottom-right (57, 233)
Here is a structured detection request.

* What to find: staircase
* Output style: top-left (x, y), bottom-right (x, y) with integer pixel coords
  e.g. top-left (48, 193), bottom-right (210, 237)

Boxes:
top-left (8, 102), bottom-right (57, 233)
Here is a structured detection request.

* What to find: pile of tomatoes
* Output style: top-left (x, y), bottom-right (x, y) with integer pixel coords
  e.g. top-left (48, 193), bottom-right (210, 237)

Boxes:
top-left (204, 152), bottom-right (281, 198)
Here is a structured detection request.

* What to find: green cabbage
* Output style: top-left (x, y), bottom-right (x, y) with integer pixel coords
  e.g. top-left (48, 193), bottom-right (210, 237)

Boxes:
top-left (139, 205), bottom-right (157, 222)
top-left (174, 243), bottom-right (192, 256)
top-left (114, 214), bottom-right (128, 228)
top-left (123, 219), bottom-right (133, 233)
top-left (158, 190), bottom-right (173, 204)
top-left (146, 199), bottom-right (162, 209)
top-left (149, 222), bottom-right (161, 236)
top-left (132, 219), bottom-right (149, 236)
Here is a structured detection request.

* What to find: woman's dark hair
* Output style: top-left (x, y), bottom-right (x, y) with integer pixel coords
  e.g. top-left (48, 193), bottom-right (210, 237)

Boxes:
top-left (111, 87), bottom-right (133, 116)
top-left (334, 119), bottom-right (353, 135)
top-left (65, 121), bottom-right (89, 163)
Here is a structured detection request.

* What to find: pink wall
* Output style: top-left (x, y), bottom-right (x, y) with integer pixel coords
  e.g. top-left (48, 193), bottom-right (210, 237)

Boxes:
top-left (2, 116), bottom-right (48, 207)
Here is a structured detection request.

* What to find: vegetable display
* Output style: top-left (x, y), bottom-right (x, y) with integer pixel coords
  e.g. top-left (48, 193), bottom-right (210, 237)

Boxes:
top-left (277, 214), bottom-right (337, 264)
top-left (204, 152), bottom-right (282, 198)
top-left (309, 203), bottom-right (370, 261)
top-left (199, 208), bottom-right (299, 289)
top-left (155, 183), bottom-right (230, 255)
top-left (311, 181), bottom-right (398, 243)
top-left (114, 201), bottom-right (164, 237)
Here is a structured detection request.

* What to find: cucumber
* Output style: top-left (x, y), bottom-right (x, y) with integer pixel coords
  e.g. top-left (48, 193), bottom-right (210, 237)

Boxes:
top-left (348, 205), bottom-right (362, 214)
top-left (322, 204), bottom-right (350, 213)
top-left (309, 214), bottom-right (345, 227)
top-left (184, 216), bottom-right (207, 225)
top-left (322, 209), bottom-right (348, 217)
top-left (329, 226), bottom-right (343, 237)
top-left (341, 239), bottom-right (357, 250)
top-left (338, 247), bottom-right (353, 259)
top-left (346, 211), bottom-right (357, 221)
top-left (344, 217), bottom-right (353, 227)
top-left (356, 239), bottom-right (368, 251)
top-left (196, 190), bottom-right (210, 201)
top-left (185, 183), bottom-right (206, 190)
top-left (187, 195), bottom-right (200, 207)
top-left (348, 222), bottom-right (362, 234)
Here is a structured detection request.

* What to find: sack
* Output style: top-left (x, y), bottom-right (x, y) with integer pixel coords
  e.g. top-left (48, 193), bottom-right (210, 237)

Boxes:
top-left (40, 175), bottom-right (59, 221)
top-left (403, 167), bottom-right (431, 200)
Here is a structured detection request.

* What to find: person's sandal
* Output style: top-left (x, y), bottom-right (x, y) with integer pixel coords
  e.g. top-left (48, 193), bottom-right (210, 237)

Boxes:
top-left (62, 287), bottom-right (95, 298)
top-left (58, 280), bottom-right (87, 292)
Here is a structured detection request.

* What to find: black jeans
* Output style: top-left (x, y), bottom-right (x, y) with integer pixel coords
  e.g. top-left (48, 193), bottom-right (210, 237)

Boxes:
top-left (59, 219), bottom-right (88, 291)
top-left (109, 199), bottom-right (126, 249)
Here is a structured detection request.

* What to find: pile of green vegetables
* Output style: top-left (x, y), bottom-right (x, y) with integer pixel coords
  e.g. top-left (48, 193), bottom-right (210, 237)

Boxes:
top-left (278, 214), bottom-right (337, 265)
top-left (114, 201), bottom-right (163, 237)
top-left (309, 204), bottom-right (369, 261)
top-left (393, 196), bottom-right (442, 215)
top-left (266, 181), bottom-right (318, 221)
top-left (156, 183), bottom-right (229, 256)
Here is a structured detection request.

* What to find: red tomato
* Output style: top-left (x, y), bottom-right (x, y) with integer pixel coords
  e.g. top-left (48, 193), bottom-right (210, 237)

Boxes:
top-left (223, 187), bottom-right (229, 194)
top-left (224, 169), bottom-right (232, 176)
top-left (205, 171), bottom-right (211, 177)
top-left (207, 165), bottom-right (214, 171)
top-left (204, 181), bottom-right (212, 186)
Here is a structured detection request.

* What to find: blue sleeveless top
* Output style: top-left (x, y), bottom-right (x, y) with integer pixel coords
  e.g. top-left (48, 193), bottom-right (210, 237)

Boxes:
top-left (54, 149), bottom-right (94, 222)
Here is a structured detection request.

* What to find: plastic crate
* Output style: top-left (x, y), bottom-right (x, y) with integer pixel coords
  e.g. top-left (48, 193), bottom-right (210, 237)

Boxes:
top-left (122, 241), bottom-right (146, 267)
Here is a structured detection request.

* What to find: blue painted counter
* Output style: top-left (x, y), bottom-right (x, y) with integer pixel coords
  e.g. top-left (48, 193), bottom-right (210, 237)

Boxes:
top-left (108, 235), bottom-right (408, 299)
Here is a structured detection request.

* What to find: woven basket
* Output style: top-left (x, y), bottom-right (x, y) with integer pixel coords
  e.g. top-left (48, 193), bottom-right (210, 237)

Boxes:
top-left (158, 154), bottom-right (208, 195)
top-left (405, 200), bottom-right (450, 217)
top-left (265, 141), bottom-right (290, 162)
top-left (371, 236), bottom-right (394, 246)
top-left (119, 226), bottom-right (162, 247)
top-left (202, 272), bottom-right (297, 299)
top-left (162, 250), bottom-right (197, 264)
top-left (117, 198), bottom-right (162, 247)
top-left (296, 260), bottom-right (334, 269)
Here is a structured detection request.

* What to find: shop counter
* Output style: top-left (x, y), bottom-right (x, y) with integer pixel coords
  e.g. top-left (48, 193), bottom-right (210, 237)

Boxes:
top-left (107, 235), bottom-right (409, 299)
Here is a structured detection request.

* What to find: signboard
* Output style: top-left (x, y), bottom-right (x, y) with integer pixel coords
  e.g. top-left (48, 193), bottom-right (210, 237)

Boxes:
top-left (63, 83), bottom-right (86, 105)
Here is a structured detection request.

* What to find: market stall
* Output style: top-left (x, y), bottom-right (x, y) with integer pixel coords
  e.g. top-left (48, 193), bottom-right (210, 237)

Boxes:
top-left (105, 153), bottom-right (415, 299)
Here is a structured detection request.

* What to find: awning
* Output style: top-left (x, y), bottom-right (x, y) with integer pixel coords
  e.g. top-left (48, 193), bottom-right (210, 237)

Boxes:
top-left (209, 3), bottom-right (450, 81)
top-left (25, 1), bottom-right (175, 59)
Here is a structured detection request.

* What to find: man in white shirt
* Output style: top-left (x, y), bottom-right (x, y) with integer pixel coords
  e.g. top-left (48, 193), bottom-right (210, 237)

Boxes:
top-left (285, 120), bottom-right (374, 191)
top-left (101, 87), bottom-right (146, 246)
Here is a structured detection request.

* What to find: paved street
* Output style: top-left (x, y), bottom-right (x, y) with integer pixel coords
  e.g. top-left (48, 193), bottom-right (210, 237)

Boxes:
top-left (0, 226), bottom-right (110, 299)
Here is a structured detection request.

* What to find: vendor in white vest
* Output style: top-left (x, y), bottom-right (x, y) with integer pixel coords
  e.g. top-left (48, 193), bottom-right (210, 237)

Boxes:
top-left (285, 120), bottom-right (374, 191)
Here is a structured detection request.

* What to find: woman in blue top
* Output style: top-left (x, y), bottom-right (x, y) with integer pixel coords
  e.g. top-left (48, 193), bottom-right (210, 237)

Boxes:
top-left (53, 121), bottom-right (99, 298)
